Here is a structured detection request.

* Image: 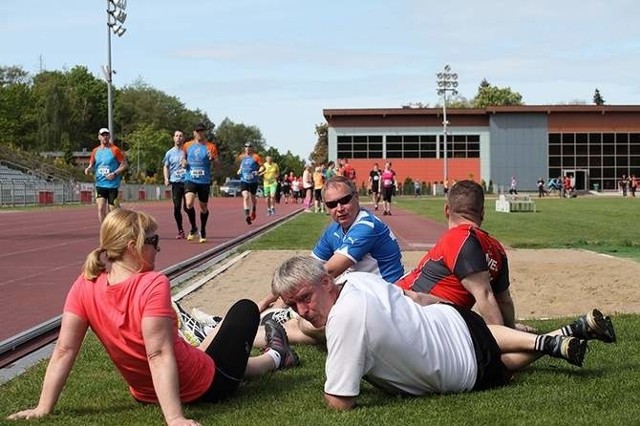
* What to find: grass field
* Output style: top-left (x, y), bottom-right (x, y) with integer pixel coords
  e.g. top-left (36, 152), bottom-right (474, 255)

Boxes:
top-left (2, 195), bottom-right (639, 425)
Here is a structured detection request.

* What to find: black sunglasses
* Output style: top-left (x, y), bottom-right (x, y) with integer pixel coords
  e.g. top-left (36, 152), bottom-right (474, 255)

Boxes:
top-left (324, 193), bottom-right (354, 209)
top-left (144, 234), bottom-right (160, 250)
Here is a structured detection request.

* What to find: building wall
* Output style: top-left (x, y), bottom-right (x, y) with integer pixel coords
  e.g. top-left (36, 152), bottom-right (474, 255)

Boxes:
top-left (488, 114), bottom-right (548, 191)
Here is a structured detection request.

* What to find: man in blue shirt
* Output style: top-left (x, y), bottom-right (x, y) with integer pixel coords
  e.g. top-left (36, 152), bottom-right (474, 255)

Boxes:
top-left (237, 142), bottom-right (262, 224)
top-left (163, 130), bottom-right (188, 239)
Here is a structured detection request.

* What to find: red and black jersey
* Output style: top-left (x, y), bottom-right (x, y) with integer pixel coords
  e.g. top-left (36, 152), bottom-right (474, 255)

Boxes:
top-left (395, 224), bottom-right (509, 309)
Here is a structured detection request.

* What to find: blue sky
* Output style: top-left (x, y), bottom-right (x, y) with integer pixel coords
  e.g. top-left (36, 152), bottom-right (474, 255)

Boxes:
top-left (2, 0), bottom-right (639, 159)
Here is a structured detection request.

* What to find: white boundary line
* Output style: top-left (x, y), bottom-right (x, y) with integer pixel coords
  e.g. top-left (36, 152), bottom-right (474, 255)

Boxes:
top-left (172, 250), bottom-right (253, 301)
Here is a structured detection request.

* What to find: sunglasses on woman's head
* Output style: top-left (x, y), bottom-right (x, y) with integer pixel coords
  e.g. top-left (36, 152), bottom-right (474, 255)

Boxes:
top-left (324, 193), bottom-right (354, 209)
top-left (144, 234), bottom-right (160, 250)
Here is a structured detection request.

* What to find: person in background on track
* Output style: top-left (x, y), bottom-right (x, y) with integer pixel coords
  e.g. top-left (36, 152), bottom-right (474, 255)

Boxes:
top-left (368, 162), bottom-right (381, 211)
top-left (237, 142), bottom-right (262, 225)
top-left (182, 122), bottom-right (219, 243)
top-left (7, 209), bottom-right (298, 426)
top-left (84, 127), bottom-right (128, 223)
top-left (302, 164), bottom-right (314, 212)
top-left (380, 161), bottom-right (397, 216)
top-left (313, 165), bottom-right (326, 214)
top-left (259, 155), bottom-right (279, 216)
top-left (163, 130), bottom-right (188, 239)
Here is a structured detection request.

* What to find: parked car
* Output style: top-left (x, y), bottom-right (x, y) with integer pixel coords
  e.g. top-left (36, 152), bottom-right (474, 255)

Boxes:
top-left (219, 179), bottom-right (264, 197)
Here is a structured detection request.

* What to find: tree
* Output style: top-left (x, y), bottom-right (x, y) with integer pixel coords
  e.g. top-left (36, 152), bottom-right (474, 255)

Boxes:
top-left (125, 125), bottom-right (168, 181)
top-left (309, 123), bottom-right (328, 166)
top-left (0, 65), bottom-right (29, 87)
top-left (593, 88), bottom-right (605, 106)
top-left (472, 79), bottom-right (524, 107)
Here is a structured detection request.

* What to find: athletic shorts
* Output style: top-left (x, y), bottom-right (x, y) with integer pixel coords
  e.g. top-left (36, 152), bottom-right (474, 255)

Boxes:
top-left (193, 299), bottom-right (260, 403)
top-left (185, 182), bottom-right (210, 203)
top-left (382, 186), bottom-right (394, 202)
top-left (241, 181), bottom-right (258, 195)
top-left (447, 304), bottom-right (511, 391)
top-left (95, 187), bottom-right (119, 206)
top-left (263, 182), bottom-right (278, 197)
top-left (314, 188), bottom-right (323, 201)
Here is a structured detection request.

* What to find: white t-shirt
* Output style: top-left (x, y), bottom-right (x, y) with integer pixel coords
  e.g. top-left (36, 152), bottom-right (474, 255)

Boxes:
top-left (324, 272), bottom-right (478, 397)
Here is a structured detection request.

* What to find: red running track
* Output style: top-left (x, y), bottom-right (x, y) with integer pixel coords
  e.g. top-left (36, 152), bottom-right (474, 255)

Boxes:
top-left (0, 198), bottom-right (302, 342)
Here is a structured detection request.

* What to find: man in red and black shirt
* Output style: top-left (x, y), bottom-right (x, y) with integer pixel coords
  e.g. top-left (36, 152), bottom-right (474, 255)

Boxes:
top-left (396, 180), bottom-right (515, 328)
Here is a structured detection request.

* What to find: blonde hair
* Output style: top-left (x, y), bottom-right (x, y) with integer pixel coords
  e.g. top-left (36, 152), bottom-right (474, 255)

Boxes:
top-left (271, 255), bottom-right (327, 296)
top-left (83, 209), bottom-right (158, 280)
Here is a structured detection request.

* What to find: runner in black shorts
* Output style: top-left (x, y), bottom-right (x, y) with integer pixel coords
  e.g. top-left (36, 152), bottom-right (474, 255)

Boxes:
top-left (95, 187), bottom-right (119, 207)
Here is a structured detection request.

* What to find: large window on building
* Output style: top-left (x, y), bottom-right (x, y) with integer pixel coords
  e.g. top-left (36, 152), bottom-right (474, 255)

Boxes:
top-left (548, 132), bottom-right (640, 191)
top-left (338, 134), bottom-right (479, 159)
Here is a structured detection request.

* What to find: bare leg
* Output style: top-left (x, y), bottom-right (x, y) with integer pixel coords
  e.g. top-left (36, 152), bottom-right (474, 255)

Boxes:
top-left (488, 324), bottom-right (565, 371)
top-left (96, 198), bottom-right (108, 223)
top-left (245, 353), bottom-right (277, 377)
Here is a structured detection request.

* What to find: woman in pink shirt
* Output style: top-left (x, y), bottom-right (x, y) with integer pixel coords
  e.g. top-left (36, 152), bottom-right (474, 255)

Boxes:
top-left (8, 209), bottom-right (298, 426)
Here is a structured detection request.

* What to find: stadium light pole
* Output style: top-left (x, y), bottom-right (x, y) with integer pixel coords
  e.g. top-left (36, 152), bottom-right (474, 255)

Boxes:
top-left (436, 65), bottom-right (458, 184)
top-left (104, 0), bottom-right (127, 140)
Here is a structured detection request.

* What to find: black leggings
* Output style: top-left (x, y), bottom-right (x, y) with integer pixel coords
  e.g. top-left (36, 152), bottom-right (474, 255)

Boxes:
top-left (194, 299), bottom-right (260, 403)
top-left (171, 183), bottom-right (187, 227)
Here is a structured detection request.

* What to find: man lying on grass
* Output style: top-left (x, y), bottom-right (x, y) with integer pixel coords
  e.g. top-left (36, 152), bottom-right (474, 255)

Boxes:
top-left (271, 255), bottom-right (617, 410)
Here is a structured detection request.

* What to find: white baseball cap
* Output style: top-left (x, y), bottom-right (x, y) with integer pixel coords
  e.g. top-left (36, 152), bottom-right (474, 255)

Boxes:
top-left (98, 128), bottom-right (110, 135)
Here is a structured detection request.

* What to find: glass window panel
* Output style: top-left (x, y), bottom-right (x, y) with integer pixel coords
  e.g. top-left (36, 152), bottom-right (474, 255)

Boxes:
top-left (387, 135), bottom-right (401, 143)
top-left (562, 156), bottom-right (575, 167)
top-left (590, 167), bottom-right (601, 178)
top-left (617, 156), bottom-right (629, 167)
top-left (453, 143), bottom-right (466, 151)
top-left (337, 136), bottom-right (352, 143)
top-left (353, 136), bottom-right (367, 143)
top-left (369, 136), bottom-right (382, 143)
top-left (468, 135), bottom-right (480, 143)
top-left (337, 149), bottom-right (351, 158)
top-left (603, 156), bottom-right (615, 167)
top-left (589, 133), bottom-right (602, 145)
top-left (589, 156), bottom-right (602, 167)
top-left (468, 142), bottom-right (479, 151)
top-left (387, 151), bottom-right (403, 158)
top-left (549, 167), bottom-right (561, 178)
top-left (421, 151), bottom-right (437, 159)
top-left (467, 150), bottom-right (480, 158)
top-left (631, 145), bottom-right (640, 155)
top-left (421, 141), bottom-right (437, 151)
top-left (603, 145), bottom-right (615, 155)
top-left (630, 133), bottom-right (640, 144)
top-left (404, 142), bottom-right (419, 151)
top-left (616, 133), bottom-right (629, 145)
top-left (616, 144), bottom-right (629, 155)
top-left (549, 133), bottom-right (561, 144)
top-left (453, 135), bottom-right (466, 143)
top-left (603, 133), bottom-right (614, 144)
top-left (576, 144), bottom-right (588, 155)
top-left (352, 151), bottom-right (368, 159)
top-left (353, 143), bottom-right (368, 154)
top-left (562, 144), bottom-right (575, 155)
top-left (404, 151), bottom-right (420, 158)
top-left (562, 134), bottom-right (575, 145)
top-left (404, 135), bottom-right (419, 143)
top-left (387, 141), bottom-right (403, 152)
top-left (603, 168), bottom-right (615, 178)
top-left (420, 135), bottom-right (437, 143)
top-left (576, 156), bottom-right (588, 167)
top-left (369, 142), bottom-right (383, 151)
top-left (576, 134), bottom-right (588, 144)
top-left (369, 150), bottom-right (383, 158)
top-left (549, 145), bottom-right (561, 155)
top-left (589, 144), bottom-right (601, 155)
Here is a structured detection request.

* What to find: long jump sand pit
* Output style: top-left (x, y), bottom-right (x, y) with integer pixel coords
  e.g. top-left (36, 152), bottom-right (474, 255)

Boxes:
top-left (179, 249), bottom-right (640, 320)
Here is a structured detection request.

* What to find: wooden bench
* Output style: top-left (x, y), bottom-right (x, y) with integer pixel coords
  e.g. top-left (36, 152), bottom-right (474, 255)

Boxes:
top-left (495, 194), bottom-right (537, 213)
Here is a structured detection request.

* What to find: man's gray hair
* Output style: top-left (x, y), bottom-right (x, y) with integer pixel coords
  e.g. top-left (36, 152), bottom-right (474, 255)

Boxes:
top-left (271, 255), bottom-right (326, 296)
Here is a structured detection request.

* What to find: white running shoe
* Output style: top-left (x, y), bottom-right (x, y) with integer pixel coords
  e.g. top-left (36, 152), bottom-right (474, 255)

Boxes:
top-left (260, 307), bottom-right (295, 326)
top-left (191, 307), bottom-right (223, 328)
top-left (172, 301), bottom-right (207, 347)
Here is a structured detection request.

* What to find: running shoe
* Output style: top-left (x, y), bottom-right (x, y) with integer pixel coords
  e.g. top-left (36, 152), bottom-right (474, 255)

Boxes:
top-left (172, 300), bottom-right (206, 347)
top-left (246, 215), bottom-right (252, 225)
top-left (550, 335), bottom-right (588, 367)
top-left (251, 210), bottom-right (257, 221)
top-left (569, 309), bottom-right (616, 343)
top-left (260, 307), bottom-right (295, 326)
top-left (191, 307), bottom-right (223, 328)
top-left (199, 232), bottom-right (207, 243)
top-left (176, 230), bottom-right (185, 239)
top-left (187, 229), bottom-right (197, 241)
top-left (263, 319), bottom-right (300, 369)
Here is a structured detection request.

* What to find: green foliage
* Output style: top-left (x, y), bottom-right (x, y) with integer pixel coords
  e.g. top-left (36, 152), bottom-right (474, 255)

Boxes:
top-left (472, 79), bottom-right (524, 107)
top-left (309, 122), bottom-right (328, 166)
top-left (593, 88), bottom-right (605, 106)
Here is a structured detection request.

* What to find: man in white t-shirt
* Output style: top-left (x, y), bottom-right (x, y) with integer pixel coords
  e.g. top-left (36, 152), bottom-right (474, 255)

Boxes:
top-left (271, 255), bottom-right (615, 410)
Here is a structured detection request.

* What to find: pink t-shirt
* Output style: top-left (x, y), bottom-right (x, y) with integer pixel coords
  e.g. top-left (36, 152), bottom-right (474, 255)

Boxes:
top-left (381, 169), bottom-right (396, 187)
top-left (64, 271), bottom-right (215, 403)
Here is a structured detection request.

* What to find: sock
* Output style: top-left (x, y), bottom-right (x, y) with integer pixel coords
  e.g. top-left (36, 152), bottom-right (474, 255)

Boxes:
top-left (244, 208), bottom-right (249, 217)
top-left (265, 347), bottom-right (281, 369)
top-left (186, 207), bottom-right (197, 232)
top-left (200, 211), bottom-right (209, 236)
top-left (535, 335), bottom-right (562, 356)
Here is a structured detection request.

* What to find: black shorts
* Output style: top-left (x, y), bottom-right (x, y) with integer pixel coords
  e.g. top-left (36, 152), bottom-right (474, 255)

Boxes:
top-left (185, 182), bottom-right (211, 203)
top-left (314, 188), bottom-right (323, 201)
top-left (447, 304), bottom-right (510, 391)
top-left (382, 186), bottom-right (394, 202)
top-left (194, 299), bottom-right (260, 403)
top-left (240, 182), bottom-right (258, 195)
top-left (95, 187), bottom-right (119, 206)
